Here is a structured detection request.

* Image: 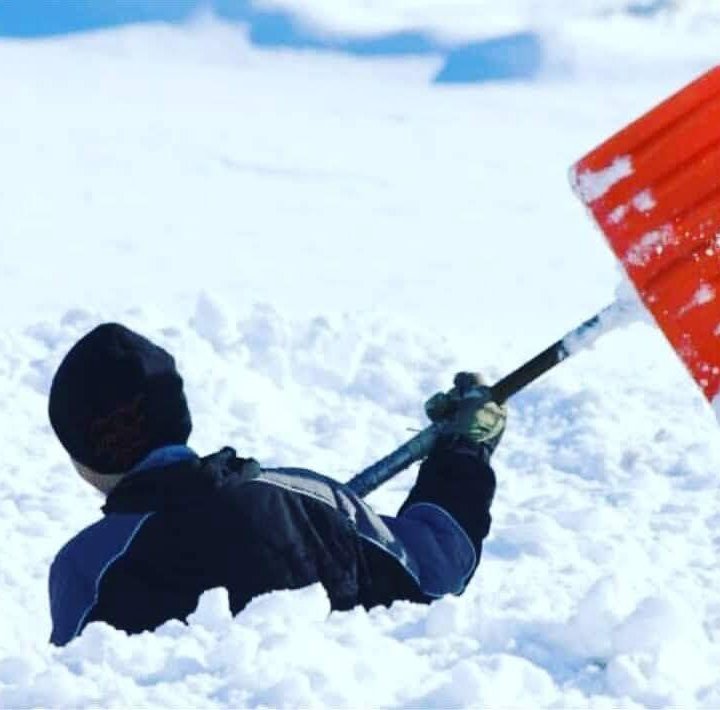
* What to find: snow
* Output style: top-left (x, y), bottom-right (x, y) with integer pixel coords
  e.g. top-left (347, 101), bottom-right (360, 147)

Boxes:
top-left (571, 156), bottom-right (634, 203)
top-left (691, 284), bottom-right (715, 306)
top-left (0, 1), bottom-right (713, 43)
top-left (561, 272), bottom-right (649, 356)
top-left (2, 12), bottom-right (720, 710)
top-left (678, 284), bottom-right (716, 317)
top-left (251, 0), bottom-right (720, 50)
top-left (632, 189), bottom-right (657, 213)
top-left (624, 226), bottom-right (676, 267)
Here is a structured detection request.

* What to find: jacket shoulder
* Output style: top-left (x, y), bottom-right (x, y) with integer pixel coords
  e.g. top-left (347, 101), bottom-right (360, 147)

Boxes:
top-left (249, 467), bottom-right (342, 508)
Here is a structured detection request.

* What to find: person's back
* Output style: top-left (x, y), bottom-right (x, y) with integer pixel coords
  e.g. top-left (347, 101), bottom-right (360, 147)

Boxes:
top-left (48, 324), bottom-right (505, 646)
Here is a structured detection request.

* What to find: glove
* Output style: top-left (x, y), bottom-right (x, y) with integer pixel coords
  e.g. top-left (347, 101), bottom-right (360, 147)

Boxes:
top-left (425, 372), bottom-right (507, 455)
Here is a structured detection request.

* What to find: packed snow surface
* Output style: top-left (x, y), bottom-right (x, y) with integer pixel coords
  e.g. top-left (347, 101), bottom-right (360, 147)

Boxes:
top-left (2, 18), bottom-right (720, 710)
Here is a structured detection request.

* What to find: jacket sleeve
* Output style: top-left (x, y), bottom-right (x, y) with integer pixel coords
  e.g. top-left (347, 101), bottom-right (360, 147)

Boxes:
top-left (379, 437), bottom-right (496, 598)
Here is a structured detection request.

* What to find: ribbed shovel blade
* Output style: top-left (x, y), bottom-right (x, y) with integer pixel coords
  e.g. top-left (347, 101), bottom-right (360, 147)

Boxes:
top-left (572, 67), bottom-right (720, 408)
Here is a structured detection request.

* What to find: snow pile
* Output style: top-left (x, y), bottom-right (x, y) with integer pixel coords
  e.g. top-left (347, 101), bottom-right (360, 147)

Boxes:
top-left (1, 586), bottom-right (428, 709)
top-left (2, 294), bottom-right (720, 708)
top-left (10, 580), bottom-right (717, 709)
top-left (2, 21), bottom-right (720, 710)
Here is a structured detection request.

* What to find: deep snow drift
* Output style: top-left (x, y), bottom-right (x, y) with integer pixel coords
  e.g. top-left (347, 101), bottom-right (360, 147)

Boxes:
top-left (1, 19), bottom-right (720, 709)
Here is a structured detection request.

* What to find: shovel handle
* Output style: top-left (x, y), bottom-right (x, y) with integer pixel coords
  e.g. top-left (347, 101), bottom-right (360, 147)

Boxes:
top-left (347, 304), bottom-right (619, 498)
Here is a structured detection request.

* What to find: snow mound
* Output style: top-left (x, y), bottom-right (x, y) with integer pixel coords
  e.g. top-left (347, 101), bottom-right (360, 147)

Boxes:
top-left (2, 297), bottom-right (720, 708)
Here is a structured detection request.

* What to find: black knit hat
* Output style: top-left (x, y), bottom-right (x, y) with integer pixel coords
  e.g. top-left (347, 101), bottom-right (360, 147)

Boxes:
top-left (49, 323), bottom-right (192, 474)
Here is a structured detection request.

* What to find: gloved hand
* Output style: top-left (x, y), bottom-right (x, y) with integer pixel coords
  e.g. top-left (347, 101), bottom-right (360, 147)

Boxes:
top-left (425, 372), bottom-right (507, 455)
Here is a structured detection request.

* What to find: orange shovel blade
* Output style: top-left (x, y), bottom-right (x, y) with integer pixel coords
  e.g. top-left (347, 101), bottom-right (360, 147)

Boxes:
top-left (571, 67), bottom-right (720, 405)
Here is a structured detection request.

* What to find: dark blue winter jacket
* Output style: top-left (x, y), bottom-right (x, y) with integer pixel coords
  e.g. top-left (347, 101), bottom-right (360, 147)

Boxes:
top-left (49, 439), bottom-right (496, 646)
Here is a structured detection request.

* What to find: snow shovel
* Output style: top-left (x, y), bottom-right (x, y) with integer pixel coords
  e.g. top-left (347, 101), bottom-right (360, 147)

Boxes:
top-left (348, 65), bottom-right (720, 499)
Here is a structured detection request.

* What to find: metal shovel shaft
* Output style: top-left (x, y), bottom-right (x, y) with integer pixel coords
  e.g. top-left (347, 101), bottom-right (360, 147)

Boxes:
top-left (347, 303), bottom-right (621, 498)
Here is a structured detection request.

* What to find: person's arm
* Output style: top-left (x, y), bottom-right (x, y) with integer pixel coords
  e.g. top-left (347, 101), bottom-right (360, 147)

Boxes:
top-left (401, 437), bottom-right (495, 551)
top-left (381, 373), bottom-right (505, 597)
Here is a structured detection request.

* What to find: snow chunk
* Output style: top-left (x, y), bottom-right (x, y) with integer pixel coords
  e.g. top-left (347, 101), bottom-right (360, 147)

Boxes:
top-left (187, 587), bottom-right (233, 632)
top-left (678, 283), bottom-right (715, 316)
top-left (571, 156), bottom-right (633, 203)
top-left (608, 190), bottom-right (656, 226)
top-left (608, 204), bottom-right (629, 224)
top-left (562, 293), bottom-right (643, 356)
top-left (623, 226), bottom-right (674, 267)
top-left (241, 584), bottom-right (332, 630)
top-left (632, 189), bottom-right (656, 212)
